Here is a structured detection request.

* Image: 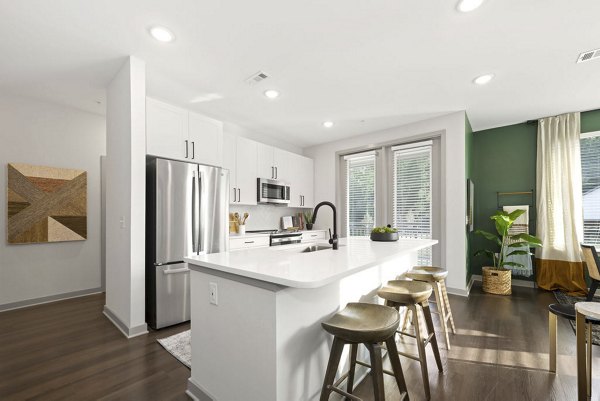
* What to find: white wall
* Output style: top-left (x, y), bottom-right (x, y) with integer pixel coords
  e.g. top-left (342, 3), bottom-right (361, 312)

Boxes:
top-left (0, 94), bottom-right (105, 309)
top-left (223, 122), bottom-right (303, 155)
top-left (304, 112), bottom-right (469, 292)
top-left (104, 56), bottom-right (147, 336)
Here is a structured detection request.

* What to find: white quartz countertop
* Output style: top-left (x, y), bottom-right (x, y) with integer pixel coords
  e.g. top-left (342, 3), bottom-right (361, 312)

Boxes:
top-left (185, 237), bottom-right (437, 288)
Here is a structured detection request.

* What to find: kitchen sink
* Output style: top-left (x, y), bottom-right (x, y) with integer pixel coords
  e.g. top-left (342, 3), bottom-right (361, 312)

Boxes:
top-left (300, 245), bottom-right (332, 253)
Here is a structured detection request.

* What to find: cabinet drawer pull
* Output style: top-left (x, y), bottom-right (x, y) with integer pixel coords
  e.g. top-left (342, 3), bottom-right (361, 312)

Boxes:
top-left (244, 241), bottom-right (255, 244)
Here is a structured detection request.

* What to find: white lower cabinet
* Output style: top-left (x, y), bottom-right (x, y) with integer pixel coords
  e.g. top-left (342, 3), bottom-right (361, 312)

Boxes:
top-left (230, 235), bottom-right (270, 250)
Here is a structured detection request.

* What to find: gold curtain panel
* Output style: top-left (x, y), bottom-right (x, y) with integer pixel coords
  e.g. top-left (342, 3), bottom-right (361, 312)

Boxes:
top-left (7, 163), bottom-right (87, 244)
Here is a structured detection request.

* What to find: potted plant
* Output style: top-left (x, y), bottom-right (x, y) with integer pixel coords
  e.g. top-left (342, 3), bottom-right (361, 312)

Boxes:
top-left (304, 210), bottom-right (314, 230)
top-left (370, 225), bottom-right (399, 242)
top-left (474, 209), bottom-right (542, 295)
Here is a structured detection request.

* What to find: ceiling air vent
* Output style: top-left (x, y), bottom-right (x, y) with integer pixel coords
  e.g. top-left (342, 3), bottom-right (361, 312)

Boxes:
top-left (244, 71), bottom-right (270, 85)
top-left (577, 48), bottom-right (600, 63)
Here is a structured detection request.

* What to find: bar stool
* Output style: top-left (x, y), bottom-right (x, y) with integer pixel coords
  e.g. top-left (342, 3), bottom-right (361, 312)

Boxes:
top-left (320, 302), bottom-right (409, 401)
top-left (405, 266), bottom-right (456, 350)
top-left (378, 280), bottom-right (443, 400)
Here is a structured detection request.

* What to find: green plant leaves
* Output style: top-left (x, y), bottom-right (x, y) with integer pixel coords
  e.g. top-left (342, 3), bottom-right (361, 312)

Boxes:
top-left (503, 261), bottom-right (525, 268)
top-left (507, 250), bottom-right (532, 257)
top-left (510, 233), bottom-right (542, 246)
top-left (475, 229), bottom-right (502, 246)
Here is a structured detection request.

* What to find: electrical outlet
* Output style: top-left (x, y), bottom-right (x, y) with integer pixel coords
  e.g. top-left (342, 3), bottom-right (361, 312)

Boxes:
top-left (209, 282), bottom-right (218, 305)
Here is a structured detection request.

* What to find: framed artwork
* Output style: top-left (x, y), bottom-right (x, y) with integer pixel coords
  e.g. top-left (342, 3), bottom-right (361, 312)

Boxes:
top-left (7, 163), bottom-right (87, 244)
top-left (467, 178), bottom-right (475, 232)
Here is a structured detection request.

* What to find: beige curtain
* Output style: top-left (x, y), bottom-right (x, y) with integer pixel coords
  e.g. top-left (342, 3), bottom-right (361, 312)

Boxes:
top-left (536, 112), bottom-right (587, 295)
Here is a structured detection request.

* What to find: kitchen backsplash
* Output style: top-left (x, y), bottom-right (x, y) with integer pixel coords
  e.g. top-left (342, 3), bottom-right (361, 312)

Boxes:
top-left (229, 205), bottom-right (307, 232)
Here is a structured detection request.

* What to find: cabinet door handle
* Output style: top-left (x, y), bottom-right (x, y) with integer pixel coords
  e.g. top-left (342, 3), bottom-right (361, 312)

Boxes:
top-left (302, 195), bottom-right (305, 206)
top-left (233, 187), bottom-right (237, 202)
top-left (238, 188), bottom-right (241, 202)
top-left (192, 141), bottom-right (195, 159)
top-left (275, 166), bottom-right (278, 179)
top-left (185, 140), bottom-right (189, 158)
top-left (271, 166), bottom-right (274, 179)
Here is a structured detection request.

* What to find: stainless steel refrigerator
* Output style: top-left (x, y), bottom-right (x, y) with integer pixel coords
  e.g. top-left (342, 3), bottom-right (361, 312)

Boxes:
top-left (146, 157), bottom-right (229, 329)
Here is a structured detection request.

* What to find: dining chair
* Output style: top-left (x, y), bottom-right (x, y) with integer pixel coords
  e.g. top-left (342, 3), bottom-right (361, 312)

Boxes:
top-left (582, 244), bottom-right (600, 301)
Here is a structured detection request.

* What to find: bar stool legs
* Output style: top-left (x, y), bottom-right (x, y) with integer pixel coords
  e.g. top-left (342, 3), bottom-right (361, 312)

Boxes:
top-left (320, 303), bottom-right (409, 401)
top-left (406, 267), bottom-right (456, 350)
top-left (395, 302), bottom-right (443, 400)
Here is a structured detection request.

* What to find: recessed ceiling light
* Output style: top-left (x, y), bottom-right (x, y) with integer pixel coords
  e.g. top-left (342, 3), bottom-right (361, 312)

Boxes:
top-left (473, 73), bottom-right (495, 85)
top-left (264, 89), bottom-right (280, 99)
top-left (457, 0), bottom-right (484, 12)
top-left (323, 121), bottom-right (334, 128)
top-left (149, 26), bottom-right (175, 43)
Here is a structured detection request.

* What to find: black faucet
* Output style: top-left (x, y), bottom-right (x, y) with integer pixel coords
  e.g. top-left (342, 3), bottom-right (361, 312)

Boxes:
top-left (312, 201), bottom-right (338, 250)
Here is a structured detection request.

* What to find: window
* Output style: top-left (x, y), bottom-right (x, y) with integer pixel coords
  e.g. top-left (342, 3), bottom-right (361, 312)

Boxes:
top-left (392, 141), bottom-right (433, 265)
top-left (345, 152), bottom-right (376, 236)
top-left (581, 132), bottom-right (600, 246)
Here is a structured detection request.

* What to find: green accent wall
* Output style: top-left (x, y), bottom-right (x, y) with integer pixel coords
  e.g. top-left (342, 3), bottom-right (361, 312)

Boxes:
top-left (470, 109), bottom-right (600, 278)
top-left (465, 113), bottom-right (474, 284)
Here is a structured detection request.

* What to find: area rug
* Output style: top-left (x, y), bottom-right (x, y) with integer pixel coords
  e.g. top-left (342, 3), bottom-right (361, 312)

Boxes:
top-left (553, 291), bottom-right (600, 345)
top-left (157, 330), bottom-right (191, 368)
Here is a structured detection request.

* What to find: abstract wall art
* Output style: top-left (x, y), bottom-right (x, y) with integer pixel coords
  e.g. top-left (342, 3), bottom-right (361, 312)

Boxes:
top-left (7, 163), bottom-right (87, 244)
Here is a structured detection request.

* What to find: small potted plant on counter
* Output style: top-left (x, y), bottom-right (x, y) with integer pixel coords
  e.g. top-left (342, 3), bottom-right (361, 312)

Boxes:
top-left (370, 225), bottom-right (399, 241)
top-left (304, 210), bottom-right (314, 230)
top-left (474, 209), bottom-right (542, 295)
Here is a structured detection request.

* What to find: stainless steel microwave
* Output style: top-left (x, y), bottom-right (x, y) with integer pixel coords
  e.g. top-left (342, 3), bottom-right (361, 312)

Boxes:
top-left (257, 178), bottom-right (290, 204)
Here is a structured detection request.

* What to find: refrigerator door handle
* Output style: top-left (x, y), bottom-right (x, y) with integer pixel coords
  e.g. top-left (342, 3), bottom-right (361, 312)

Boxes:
top-left (163, 267), bottom-right (190, 275)
top-left (191, 173), bottom-right (197, 253)
top-left (196, 172), bottom-right (202, 254)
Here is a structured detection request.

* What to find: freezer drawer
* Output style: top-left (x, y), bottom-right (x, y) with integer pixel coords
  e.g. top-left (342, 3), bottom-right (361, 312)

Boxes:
top-left (154, 263), bottom-right (191, 329)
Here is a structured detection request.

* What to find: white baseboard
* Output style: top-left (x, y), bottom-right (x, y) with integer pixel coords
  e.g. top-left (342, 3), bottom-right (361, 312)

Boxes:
top-left (0, 288), bottom-right (103, 312)
top-left (446, 276), bottom-right (475, 298)
top-left (102, 306), bottom-right (148, 339)
top-left (470, 274), bottom-right (536, 288)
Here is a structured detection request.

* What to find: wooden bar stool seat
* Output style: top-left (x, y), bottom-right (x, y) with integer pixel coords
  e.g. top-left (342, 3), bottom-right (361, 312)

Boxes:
top-left (405, 266), bottom-right (456, 350)
top-left (320, 303), bottom-right (409, 401)
top-left (378, 280), bottom-right (443, 400)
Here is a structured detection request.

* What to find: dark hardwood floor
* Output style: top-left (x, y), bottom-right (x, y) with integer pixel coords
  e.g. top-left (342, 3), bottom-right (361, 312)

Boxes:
top-left (0, 294), bottom-right (190, 401)
top-left (0, 284), bottom-right (595, 400)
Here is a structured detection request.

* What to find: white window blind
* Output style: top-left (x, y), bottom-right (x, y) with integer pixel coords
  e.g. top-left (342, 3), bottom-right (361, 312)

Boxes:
top-left (346, 152), bottom-right (376, 236)
top-left (393, 142), bottom-right (432, 265)
top-left (581, 132), bottom-right (600, 246)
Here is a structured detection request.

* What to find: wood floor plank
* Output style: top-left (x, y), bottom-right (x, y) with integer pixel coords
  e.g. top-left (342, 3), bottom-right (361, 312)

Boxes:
top-left (0, 284), bottom-right (596, 400)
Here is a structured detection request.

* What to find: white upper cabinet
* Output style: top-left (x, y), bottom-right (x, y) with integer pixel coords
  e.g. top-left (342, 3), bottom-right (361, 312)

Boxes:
top-left (257, 144), bottom-right (292, 181)
top-left (224, 132), bottom-right (257, 205)
top-left (188, 112), bottom-right (223, 166)
top-left (146, 97), bottom-right (223, 166)
top-left (287, 153), bottom-right (314, 208)
top-left (257, 143), bottom-right (275, 179)
top-left (146, 98), bottom-right (188, 161)
top-left (235, 136), bottom-right (258, 205)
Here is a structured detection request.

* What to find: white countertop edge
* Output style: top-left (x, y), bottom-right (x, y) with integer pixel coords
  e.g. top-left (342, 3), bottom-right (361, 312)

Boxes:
top-left (186, 239), bottom-right (438, 289)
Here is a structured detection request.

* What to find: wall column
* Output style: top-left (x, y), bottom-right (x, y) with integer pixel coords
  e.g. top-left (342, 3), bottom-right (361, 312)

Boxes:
top-left (103, 56), bottom-right (147, 337)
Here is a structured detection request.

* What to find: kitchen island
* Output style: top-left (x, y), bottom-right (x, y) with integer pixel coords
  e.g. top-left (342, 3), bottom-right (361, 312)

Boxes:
top-left (184, 237), bottom-right (437, 401)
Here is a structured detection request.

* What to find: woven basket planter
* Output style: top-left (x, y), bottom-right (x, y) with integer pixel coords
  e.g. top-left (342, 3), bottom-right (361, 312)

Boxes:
top-left (481, 266), bottom-right (512, 295)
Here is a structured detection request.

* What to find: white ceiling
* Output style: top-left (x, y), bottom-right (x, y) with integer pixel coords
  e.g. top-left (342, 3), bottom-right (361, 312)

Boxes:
top-left (1, 0), bottom-right (599, 148)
